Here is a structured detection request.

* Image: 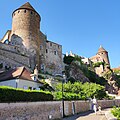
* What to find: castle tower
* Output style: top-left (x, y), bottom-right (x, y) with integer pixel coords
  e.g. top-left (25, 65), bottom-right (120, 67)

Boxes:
top-left (96, 45), bottom-right (110, 66)
top-left (11, 2), bottom-right (41, 69)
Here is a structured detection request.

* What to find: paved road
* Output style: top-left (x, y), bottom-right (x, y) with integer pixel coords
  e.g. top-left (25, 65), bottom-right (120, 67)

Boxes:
top-left (63, 109), bottom-right (110, 120)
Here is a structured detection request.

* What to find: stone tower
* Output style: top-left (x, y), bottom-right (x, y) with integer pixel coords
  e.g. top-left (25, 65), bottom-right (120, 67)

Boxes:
top-left (96, 45), bottom-right (110, 66)
top-left (11, 2), bottom-right (41, 69)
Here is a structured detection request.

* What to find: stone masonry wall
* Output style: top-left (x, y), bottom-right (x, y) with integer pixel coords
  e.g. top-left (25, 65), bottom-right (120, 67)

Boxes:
top-left (45, 41), bottom-right (62, 74)
top-left (75, 101), bottom-right (90, 113)
top-left (0, 100), bottom-right (120, 120)
top-left (0, 102), bottom-right (62, 120)
top-left (0, 49), bottom-right (30, 67)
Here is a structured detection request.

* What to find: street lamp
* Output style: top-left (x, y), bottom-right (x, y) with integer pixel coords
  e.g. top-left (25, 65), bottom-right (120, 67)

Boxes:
top-left (62, 73), bottom-right (66, 118)
top-left (54, 73), bottom-right (66, 118)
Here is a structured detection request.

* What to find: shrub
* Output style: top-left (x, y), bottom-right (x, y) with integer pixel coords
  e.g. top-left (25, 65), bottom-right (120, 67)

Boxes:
top-left (111, 106), bottom-right (120, 120)
top-left (0, 86), bottom-right (53, 102)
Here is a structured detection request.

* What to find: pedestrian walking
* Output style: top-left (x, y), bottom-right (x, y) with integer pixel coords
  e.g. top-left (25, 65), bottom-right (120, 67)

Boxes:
top-left (92, 96), bottom-right (97, 114)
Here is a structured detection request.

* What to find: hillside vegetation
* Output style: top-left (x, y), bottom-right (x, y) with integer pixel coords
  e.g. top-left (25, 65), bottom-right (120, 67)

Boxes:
top-left (64, 55), bottom-right (107, 86)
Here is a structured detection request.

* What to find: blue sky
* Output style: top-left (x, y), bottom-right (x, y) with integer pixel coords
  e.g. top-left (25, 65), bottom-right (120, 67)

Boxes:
top-left (0, 0), bottom-right (120, 68)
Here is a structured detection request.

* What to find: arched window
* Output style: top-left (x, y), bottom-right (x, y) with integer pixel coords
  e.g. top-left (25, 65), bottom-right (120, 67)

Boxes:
top-left (4, 39), bottom-right (9, 44)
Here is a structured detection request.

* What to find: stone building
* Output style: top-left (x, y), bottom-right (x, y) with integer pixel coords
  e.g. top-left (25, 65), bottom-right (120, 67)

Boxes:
top-left (90, 45), bottom-right (110, 75)
top-left (66, 45), bottom-right (110, 76)
top-left (0, 2), bottom-right (62, 74)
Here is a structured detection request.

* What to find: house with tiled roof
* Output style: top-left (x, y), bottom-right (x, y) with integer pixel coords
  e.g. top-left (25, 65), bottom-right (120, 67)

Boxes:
top-left (0, 66), bottom-right (43, 90)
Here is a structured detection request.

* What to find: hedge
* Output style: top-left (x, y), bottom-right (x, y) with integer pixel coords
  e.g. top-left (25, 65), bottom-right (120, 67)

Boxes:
top-left (0, 86), bottom-right (53, 102)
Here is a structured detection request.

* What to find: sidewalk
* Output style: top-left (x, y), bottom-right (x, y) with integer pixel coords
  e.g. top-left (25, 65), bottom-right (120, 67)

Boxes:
top-left (63, 108), bottom-right (116, 120)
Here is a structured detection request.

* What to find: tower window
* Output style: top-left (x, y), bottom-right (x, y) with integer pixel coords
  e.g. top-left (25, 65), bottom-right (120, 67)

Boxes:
top-left (40, 45), bottom-right (42, 50)
top-left (54, 51), bottom-right (57, 55)
top-left (46, 49), bottom-right (48, 53)
top-left (50, 43), bottom-right (52, 46)
top-left (24, 10), bottom-right (26, 13)
top-left (31, 11), bottom-right (33, 14)
top-left (18, 11), bottom-right (20, 13)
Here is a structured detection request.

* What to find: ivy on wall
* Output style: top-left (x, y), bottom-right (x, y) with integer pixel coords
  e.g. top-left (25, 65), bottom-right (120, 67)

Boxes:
top-left (93, 62), bottom-right (104, 68)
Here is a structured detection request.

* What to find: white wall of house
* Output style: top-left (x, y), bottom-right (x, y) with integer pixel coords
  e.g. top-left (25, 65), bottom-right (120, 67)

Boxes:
top-left (0, 79), bottom-right (17, 88)
top-left (18, 79), bottom-right (41, 89)
top-left (0, 79), bottom-right (41, 90)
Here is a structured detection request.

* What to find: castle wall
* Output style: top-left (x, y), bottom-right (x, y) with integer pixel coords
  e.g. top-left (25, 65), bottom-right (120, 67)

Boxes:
top-left (95, 65), bottom-right (104, 76)
top-left (0, 56), bottom-right (25, 70)
top-left (45, 41), bottom-right (62, 74)
top-left (0, 43), bottom-right (30, 70)
top-left (0, 39), bottom-right (29, 56)
top-left (97, 51), bottom-right (110, 65)
top-left (39, 31), bottom-right (46, 71)
top-left (0, 49), bottom-right (30, 66)
top-left (0, 3), bottom-right (63, 72)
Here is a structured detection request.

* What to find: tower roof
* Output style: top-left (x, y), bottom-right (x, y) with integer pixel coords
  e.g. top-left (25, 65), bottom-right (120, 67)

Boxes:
top-left (97, 45), bottom-right (107, 53)
top-left (19, 2), bottom-right (36, 11)
top-left (12, 2), bottom-right (40, 17)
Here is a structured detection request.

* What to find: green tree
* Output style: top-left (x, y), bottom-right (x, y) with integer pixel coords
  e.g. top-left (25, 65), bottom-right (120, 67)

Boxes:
top-left (63, 55), bottom-right (74, 65)
top-left (53, 82), bottom-right (108, 100)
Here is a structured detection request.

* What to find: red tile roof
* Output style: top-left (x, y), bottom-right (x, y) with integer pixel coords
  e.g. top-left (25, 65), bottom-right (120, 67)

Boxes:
top-left (0, 66), bottom-right (33, 81)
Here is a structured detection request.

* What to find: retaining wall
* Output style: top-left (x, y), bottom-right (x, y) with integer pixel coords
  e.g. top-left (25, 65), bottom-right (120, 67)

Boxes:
top-left (0, 99), bottom-right (120, 120)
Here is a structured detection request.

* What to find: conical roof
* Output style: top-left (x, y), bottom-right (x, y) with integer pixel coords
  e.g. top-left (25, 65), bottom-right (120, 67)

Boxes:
top-left (12, 2), bottom-right (39, 15)
top-left (97, 45), bottom-right (107, 53)
top-left (19, 2), bottom-right (36, 11)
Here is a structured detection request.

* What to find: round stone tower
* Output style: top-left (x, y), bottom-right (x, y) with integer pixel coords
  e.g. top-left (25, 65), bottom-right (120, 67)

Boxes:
top-left (96, 45), bottom-right (110, 66)
top-left (11, 2), bottom-right (41, 69)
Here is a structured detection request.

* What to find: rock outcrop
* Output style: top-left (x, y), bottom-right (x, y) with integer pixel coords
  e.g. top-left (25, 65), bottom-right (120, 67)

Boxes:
top-left (65, 62), bottom-right (90, 83)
